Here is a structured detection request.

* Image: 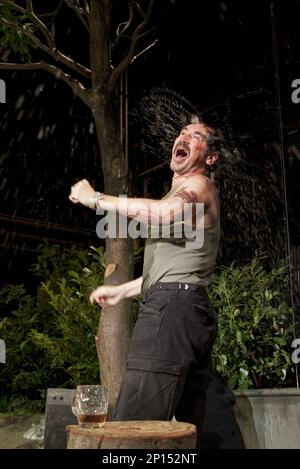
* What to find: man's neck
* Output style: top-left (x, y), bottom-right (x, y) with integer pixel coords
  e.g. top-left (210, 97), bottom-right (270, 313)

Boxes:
top-left (171, 168), bottom-right (207, 188)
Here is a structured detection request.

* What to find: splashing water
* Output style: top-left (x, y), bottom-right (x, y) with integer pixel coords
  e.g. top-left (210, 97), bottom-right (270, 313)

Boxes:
top-left (131, 87), bottom-right (286, 265)
top-left (131, 87), bottom-right (238, 165)
top-left (131, 87), bottom-right (199, 163)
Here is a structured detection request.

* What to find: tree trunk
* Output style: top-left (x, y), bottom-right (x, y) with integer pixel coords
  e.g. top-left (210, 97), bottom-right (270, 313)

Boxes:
top-left (93, 101), bottom-right (134, 410)
top-left (89, 0), bottom-right (134, 411)
top-left (67, 421), bottom-right (197, 449)
top-left (96, 237), bottom-right (134, 409)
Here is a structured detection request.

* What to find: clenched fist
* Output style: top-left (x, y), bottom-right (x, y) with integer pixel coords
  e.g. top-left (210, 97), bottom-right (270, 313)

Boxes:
top-left (69, 179), bottom-right (96, 208)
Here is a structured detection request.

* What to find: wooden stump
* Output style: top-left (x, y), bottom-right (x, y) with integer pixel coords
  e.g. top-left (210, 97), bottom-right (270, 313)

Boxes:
top-left (66, 421), bottom-right (197, 449)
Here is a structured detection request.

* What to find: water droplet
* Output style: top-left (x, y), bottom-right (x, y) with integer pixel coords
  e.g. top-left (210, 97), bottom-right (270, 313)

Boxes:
top-left (89, 122), bottom-right (94, 134)
top-left (15, 95), bottom-right (25, 109)
top-left (34, 84), bottom-right (45, 97)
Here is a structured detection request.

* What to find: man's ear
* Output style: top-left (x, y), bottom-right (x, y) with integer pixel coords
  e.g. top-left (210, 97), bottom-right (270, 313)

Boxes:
top-left (205, 152), bottom-right (219, 166)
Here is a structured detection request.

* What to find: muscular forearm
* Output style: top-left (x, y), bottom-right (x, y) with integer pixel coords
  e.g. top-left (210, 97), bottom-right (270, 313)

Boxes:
top-left (122, 276), bottom-right (143, 298)
top-left (69, 179), bottom-right (201, 226)
top-left (97, 194), bottom-right (183, 225)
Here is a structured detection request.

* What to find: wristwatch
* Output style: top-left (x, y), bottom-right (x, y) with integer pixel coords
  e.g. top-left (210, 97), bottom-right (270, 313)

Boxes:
top-left (89, 192), bottom-right (103, 210)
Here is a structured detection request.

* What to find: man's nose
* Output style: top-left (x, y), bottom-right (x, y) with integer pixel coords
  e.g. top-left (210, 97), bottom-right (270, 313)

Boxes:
top-left (181, 135), bottom-right (190, 144)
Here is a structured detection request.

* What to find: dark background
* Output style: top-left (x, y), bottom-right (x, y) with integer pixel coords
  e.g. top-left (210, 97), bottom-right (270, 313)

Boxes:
top-left (0, 0), bottom-right (300, 288)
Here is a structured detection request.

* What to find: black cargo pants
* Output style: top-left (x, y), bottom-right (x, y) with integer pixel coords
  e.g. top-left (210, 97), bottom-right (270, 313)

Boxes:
top-left (112, 282), bottom-right (245, 449)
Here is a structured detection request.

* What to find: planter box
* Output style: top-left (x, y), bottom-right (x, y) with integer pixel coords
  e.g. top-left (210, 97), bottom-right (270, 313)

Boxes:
top-left (234, 388), bottom-right (300, 448)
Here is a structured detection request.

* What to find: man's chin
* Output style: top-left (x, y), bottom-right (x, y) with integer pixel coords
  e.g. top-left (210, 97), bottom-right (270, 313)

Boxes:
top-left (170, 161), bottom-right (187, 173)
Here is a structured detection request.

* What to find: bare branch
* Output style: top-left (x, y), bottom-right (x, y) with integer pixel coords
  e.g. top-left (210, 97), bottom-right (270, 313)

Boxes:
top-left (39, 0), bottom-right (64, 20)
top-left (54, 50), bottom-right (91, 80)
top-left (64, 0), bottom-right (90, 32)
top-left (108, 0), bottom-right (156, 93)
top-left (0, 60), bottom-right (92, 107)
top-left (83, 0), bottom-right (90, 15)
top-left (0, 1), bottom-right (91, 79)
top-left (137, 160), bottom-right (168, 178)
top-left (112, 2), bottom-right (134, 50)
top-left (132, 1), bottom-right (146, 19)
top-left (130, 38), bottom-right (158, 64)
top-left (136, 24), bottom-right (157, 40)
top-left (25, 0), bottom-right (55, 48)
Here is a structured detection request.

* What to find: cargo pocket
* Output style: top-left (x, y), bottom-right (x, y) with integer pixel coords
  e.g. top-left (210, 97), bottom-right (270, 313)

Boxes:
top-left (113, 355), bottom-right (181, 421)
top-left (130, 302), bottom-right (166, 355)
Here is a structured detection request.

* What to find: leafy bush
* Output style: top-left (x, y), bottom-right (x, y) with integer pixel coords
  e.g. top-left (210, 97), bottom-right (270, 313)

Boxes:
top-left (1, 245), bottom-right (293, 412)
top-left (0, 284), bottom-right (54, 412)
top-left (30, 245), bottom-right (105, 386)
top-left (0, 244), bottom-right (105, 412)
top-left (210, 256), bottom-right (294, 390)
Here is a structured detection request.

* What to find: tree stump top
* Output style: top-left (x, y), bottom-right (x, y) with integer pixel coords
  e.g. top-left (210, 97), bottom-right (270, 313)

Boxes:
top-left (66, 421), bottom-right (197, 449)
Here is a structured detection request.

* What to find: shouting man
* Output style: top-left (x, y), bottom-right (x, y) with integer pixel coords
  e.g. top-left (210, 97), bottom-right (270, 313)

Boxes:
top-left (69, 121), bottom-right (245, 449)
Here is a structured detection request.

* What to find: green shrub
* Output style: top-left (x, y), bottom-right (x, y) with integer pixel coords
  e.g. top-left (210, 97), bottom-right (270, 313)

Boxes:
top-left (0, 244), bottom-right (105, 412)
top-left (210, 256), bottom-right (294, 390)
top-left (2, 245), bottom-right (293, 411)
top-left (30, 245), bottom-right (105, 386)
top-left (0, 284), bottom-right (55, 412)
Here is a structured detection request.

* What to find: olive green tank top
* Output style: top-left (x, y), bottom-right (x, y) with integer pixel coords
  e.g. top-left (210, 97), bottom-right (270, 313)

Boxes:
top-left (141, 188), bottom-right (220, 296)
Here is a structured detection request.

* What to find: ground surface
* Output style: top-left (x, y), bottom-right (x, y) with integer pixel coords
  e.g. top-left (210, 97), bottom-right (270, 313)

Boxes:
top-left (0, 414), bottom-right (44, 449)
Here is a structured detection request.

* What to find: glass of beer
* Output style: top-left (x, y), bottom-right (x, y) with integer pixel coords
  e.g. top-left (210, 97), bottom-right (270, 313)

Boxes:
top-left (72, 385), bottom-right (108, 428)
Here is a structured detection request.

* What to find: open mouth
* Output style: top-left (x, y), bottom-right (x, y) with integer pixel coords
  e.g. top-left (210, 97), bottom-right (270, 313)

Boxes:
top-left (174, 146), bottom-right (189, 160)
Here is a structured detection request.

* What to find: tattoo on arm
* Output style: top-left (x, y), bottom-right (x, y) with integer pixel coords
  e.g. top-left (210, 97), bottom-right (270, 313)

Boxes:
top-left (174, 187), bottom-right (198, 203)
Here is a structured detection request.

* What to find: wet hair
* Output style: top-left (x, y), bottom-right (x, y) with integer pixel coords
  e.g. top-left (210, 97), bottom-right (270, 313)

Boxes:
top-left (189, 114), bottom-right (224, 157)
top-left (206, 127), bottom-right (224, 156)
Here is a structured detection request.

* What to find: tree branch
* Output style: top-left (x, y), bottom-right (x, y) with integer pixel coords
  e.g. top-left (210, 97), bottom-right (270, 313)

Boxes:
top-left (132, 1), bottom-right (146, 19)
top-left (39, 0), bottom-right (64, 21)
top-left (0, 14), bottom-right (50, 53)
top-left (111, 2), bottom-right (134, 51)
top-left (83, 0), bottom-right (90, 15)
top-left (0, 1), bottom-right (91, 79)
top-left (108, 0), bottom-right (156, 94)
top-left (137, 160), bottom-right (168, 178)
top-left (130, 38), bottom-right (158, 63)
top-left (0, 0), bottom-right (54, 49)
top-left (0, 0), bottom-right (24, 15)
top-left (64, 0), bottom-right (90, 32)
top-left (25, 0), bottom-right (55, 48)
top-left (0, 60), bottom-right (92, 107)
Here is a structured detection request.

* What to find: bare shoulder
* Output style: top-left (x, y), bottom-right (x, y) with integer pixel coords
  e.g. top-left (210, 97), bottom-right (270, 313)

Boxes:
top-left (174, 175), bottom-right (216, 204)
top-left (188, 174), bottom-right (215, 190)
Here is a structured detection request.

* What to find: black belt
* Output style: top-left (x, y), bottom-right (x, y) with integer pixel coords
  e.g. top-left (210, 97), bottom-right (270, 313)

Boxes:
top-left (148, 282), bottom-right (207, 294)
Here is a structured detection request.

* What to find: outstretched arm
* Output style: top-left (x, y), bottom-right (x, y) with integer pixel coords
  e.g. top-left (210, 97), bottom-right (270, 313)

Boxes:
top-left (69, 179), bottom-right (208, 225)
top-left (90, 276), bottom-right (143, 306)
